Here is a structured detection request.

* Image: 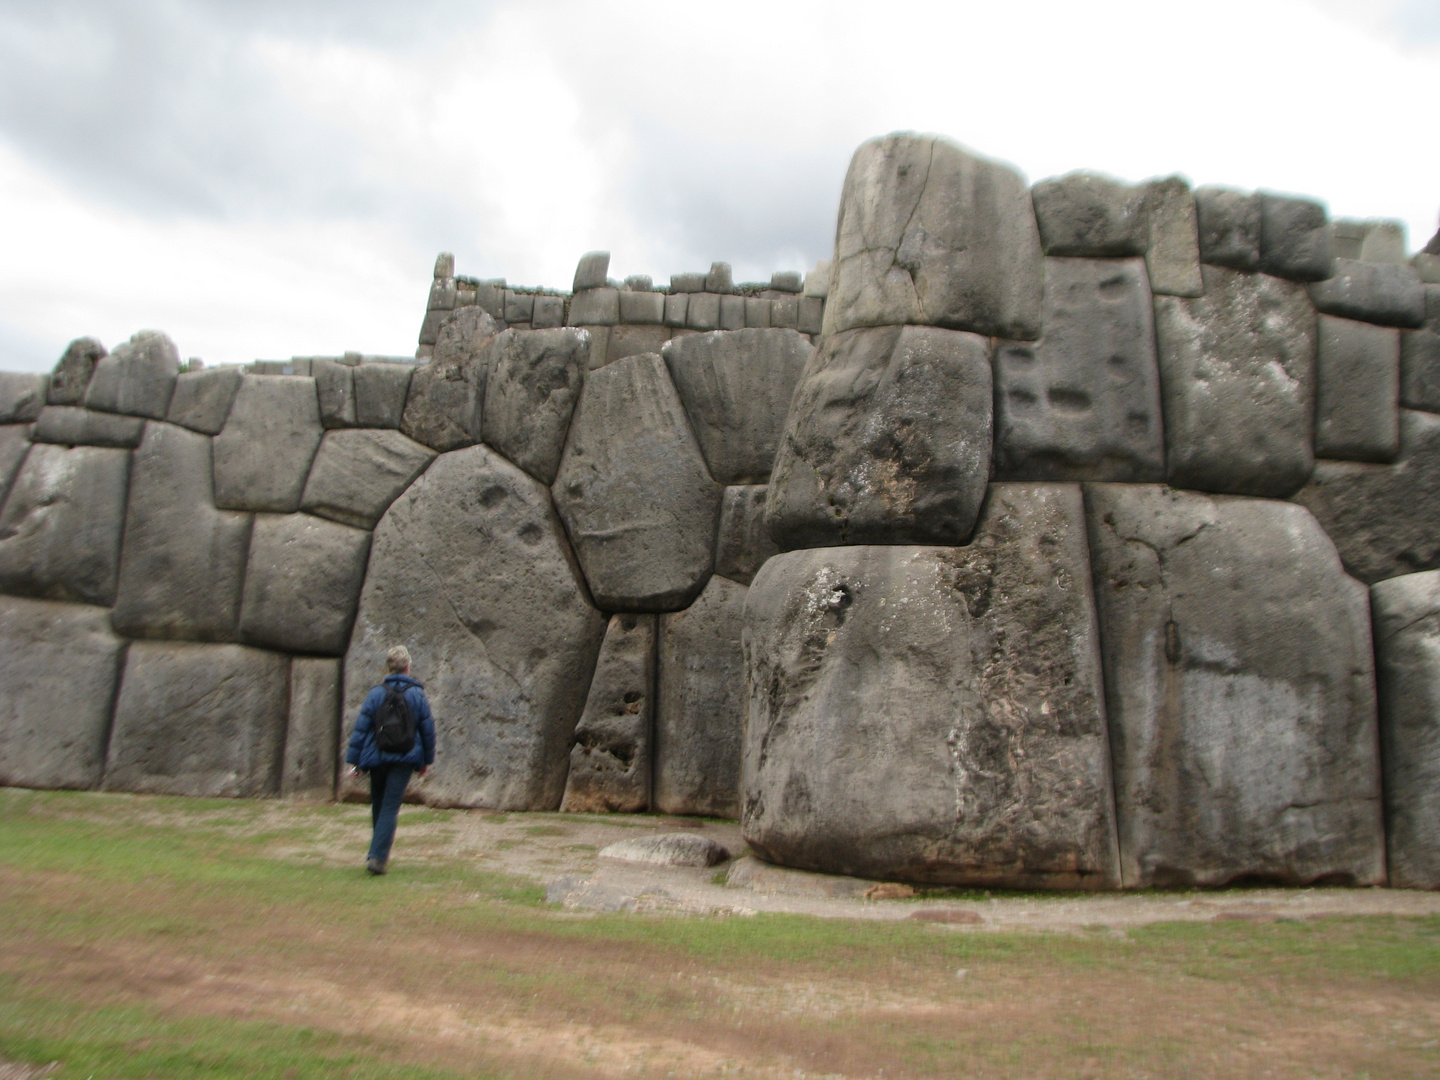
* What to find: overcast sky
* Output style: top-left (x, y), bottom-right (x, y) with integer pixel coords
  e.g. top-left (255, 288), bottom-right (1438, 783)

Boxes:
top-left (1, 0), bottom-right (1437, 372)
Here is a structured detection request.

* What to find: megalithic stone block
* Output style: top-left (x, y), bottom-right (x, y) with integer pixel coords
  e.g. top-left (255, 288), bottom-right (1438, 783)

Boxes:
top-left (1031, 171), bottom-right (1148, 257)
top-left (0, 373), bottom-right (49, 423)
top-left (400, 308), bottom-right (496, 451)
top-left (766, 324), bottom-right (992, 548)
top-left (353, 363), bottom-right (415, 429)
top-left (283, 656), bottom-right (341, 800)
top-left (742, 484), bottom-right (1120, 889)
top-left (166, 366), bottom-right (243, 435)
top-left (1084, 484), bottom-right (1383, 888)
top-left (0, 425), bottom-right (29, 507)
top-left (239, 512), bottom-right (371, 656)
top-left (481, 327), bottom-right (587, 485)
top-left (1309, 258), bottom-right (1426, 329)
top-left (1195, 187), bottom-right (1262, 271)
top-left (47, 337), bottom-right (106, 406)
top-left (313, 358), bottom-right (358, 428)
top-left (31, 407), bottom-right (145, 448)
top-left (1314, 315), bottom-right (1400, 462)
top-left (1141, 176), bottom-right (1204, 298)
top-left (84, 330), bottom-right (180, 419)
top-left (714, 485), bottom-right (780, 586)
top-left (213, 375), bottom-right (324, 512)
top-left (300, 428), bottom-right (435, 530)
top-left (1260, 193), bottom-right (1335, 282)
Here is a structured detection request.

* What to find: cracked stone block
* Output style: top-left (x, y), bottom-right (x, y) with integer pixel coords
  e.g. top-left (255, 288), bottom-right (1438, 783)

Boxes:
top-left (344, 444), bottom-right (605, 809)
top-left (568, 288), bottom-right (620, 326)
top-left (766, 324), bottom-right (992, 548)
top-left (47, 337), bottom-right (106, 406)
top-left (353, 363), bottom-right (414, 429)
top-left (825, 133), bottom-right (1043, 340)
top-left (743, 484), bottom-right (1120, 888)
top-left (1195, 187), bottom-right (1262, 271)
top-left (605, 325), bottom-right (669, 366)
top-left (400, 308), bottom-right (496, 451)
top-left (619, 290), bottom-right (664, 324)
top-left (0, 443), bottom-right (129, 606)
top-left (714, 485), bottom-right (780, 586)
top-left (1309, 258), bottom-right (1426, 328)
top-left (0, 596), bottom-right (125, 791)
top-left (1031, 172), bottom-right (1147, 257)
top-left (553, 352), bottom-right (721, 612)
top-left (662, 328), bottom-right (814, 485)
top-left (482, 327), bottom-right (587, 485)
top-left (994, 257), bottom-right (1164, 482)
top-left (0, 373), bottom-right (49, 423)
top-left (313, 358), bottom-right (358, 428)
top-left (239, 513), bottom-right (370, 656)
top-left (1141, 176), bottom-right (1203, 298)
top-left (1260, 193), bottom-right (1335, 282)
top-left (1314, 315), bottom-right (1400, 462)
top-left (166, 366), bottom-right (243, 434)
top-left (84, 330), bottom-right (180, 419)
top-left (31, 407), bottom-right (144, 448)
top-left (1085, 483), bottom-right (1384, 888)
top-left (283, 656), bottom-right (341, 799)
top-left (560, 613), bottom-right (656, 814)
top-left (573, 251), bottom-right (610, 291)
top-left (212, 376), bottom-right (324, 512)
top-left (1155, 265), bottom-right (1316, 497)
top-left (300, 428), bottom-right (435, 530)
top-left (531, 294), bottom-right (565, 329)
top-left (104, 641), bottom-right (289, 798)
top-left (0, 425), bottom-right (29, 507)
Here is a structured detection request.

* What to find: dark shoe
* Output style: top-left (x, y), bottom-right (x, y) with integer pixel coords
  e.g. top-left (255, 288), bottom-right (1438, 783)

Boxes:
top-left (366, 858), bottom-right (386, 875)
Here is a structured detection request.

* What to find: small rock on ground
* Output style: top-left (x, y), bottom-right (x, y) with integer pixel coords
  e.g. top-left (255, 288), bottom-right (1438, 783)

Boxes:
top-left (598, 833), bottom-right (730, 867)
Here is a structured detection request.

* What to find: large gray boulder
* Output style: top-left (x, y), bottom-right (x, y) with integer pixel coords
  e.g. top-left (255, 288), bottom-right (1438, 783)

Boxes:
top-left (0, 597), bottom-right (125, 790)
top-left (714, 485), bottom-right (780, 586)
top-left (1155, 265), bottom-right (1316, 497)
top-left (1085, 484), bottom-right (1384, 887)
top-left (1293, 409), bottom-right (1440, 584)
top-left (655, 574), bottom-right (748, 819)
top-left (353, 363), bottom-right (414, 429)
top-left (31, 406), bottom-right (144, 448)
top-left (742, 484), bottom-right (1120, 888)
top-left (1314, 315), bottom-right (1399, 462)
top-left (47, 337), bottom-right (106, 406)
top-left (1259, 193), bottom-right (1335, 282)
top-left (560, 613), bottom-right (656, 814)
top-left (344, 445), bottom-right (606, 809)
top-left (1030, 172), bottom-right (1147, 257)
top-left (104, 641), bottom-right (289, 798)
top-left (994, 257), bottom-right (1164, 482)
top-left (400, 308), bottom-right (496, 451)
top-left (0, 373), bottom-right (50, 422)
top-left (661, 328), bottom-right (814, 484)
top-left (765, 325), bottom-right (991, 548)
top-left (481, 327), bottom-right (587, 485)
top-left (299, 429), bottom-right (435, 530)
top-left (212, 375), bottom-right (324, 512)
top-left (0, 425), bottom-right (29, 506)
top-left (166, 366), bottom-right (243, 434)
top-left (824, 133), bottom-right (1043, 340)
top-left (239, 513), bottom-right (370, 656)
top-left (0, 443), bottom-right (129, 606)
top-left (1195, 187), bottom-right (1262, 270)
top-left (1370, 572), bottom-right (1440, 889)
top-left (84, 330), bottom-right (180, 419)
top-left (1309, 258), bottom-right (1425, 329)
top-left (552, 352), bottom-right (721, 612)
top-left (312, 359), bottom-right (357, 428)
top-left (283, 657), bottom-right (341, 799)
top-left (111, 422), bottom-right (251, 642)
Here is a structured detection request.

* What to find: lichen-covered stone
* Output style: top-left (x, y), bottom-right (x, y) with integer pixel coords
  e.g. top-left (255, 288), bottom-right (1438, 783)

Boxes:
top-left (84, 330), bottom-right (180, 419)
top-left (560, 613), bottom-right (655, 814)
top-left (481, 327), bottom-right (587, 485)
top-left (239, 513), bottom-right (371, 656)
top-left (212, 376), bottom-right (324, 513)
top-left (300, 429), bottom-right (435, 530)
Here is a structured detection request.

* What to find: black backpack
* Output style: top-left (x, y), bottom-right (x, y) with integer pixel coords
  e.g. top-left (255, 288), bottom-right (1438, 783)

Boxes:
top-left (373, 684), bottom-right (417, 755)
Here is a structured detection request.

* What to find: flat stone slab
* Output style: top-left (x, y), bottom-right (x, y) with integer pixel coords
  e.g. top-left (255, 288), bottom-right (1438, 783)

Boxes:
top-left (300, 428), bottom-right (435, 530)
top-left (481, 327), bottom-right (587, 485)
top-left (212, 375), bottom-right (324, 513)
top-left (239, 512), bottom-right (371, 656)
top-left (599, 834), bottom-right (730, 868)
top-left (84, 330), bottom-right (180, 419)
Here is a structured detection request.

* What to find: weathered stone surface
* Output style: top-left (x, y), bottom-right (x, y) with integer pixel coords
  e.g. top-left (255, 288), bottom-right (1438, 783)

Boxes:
top-left (719, 294), bottom-right (745, 331)
top-left (353, 363), bottom-right (414, 429)
top-left (656, 574), bottom-right (748, 819)
top-left (531, 294), bottom-right (565, 330)
top-left (104, 642), bottom-right (289, 798)
top-left (560, 613), bottom-right (655, 814)
top-left (239, 513), bottom-right (370, 656)
top-left (166, 366), bottom-right (242, 434)
top-left (212, 376), bottom-right (323, 512)
top-left (0, 425), bottom-right (28, 507)
top-left (766, 325), bottom-right (992, 548)
top-left (0, 443), bottom-right (129, 606)
top-left (826, 134), bottom-right (1043, 339)
top-left (1195, 187), bottom-right (1262, 270)
top-left (1293, 409), bottom-right (1440, 584)
top-left (573, 251), bottom-right (610, 291)
top-left (568, 288), bottom-right (620, 326)
top-left (686, 293), bottom-right (720, 331)
top-left (112, 422), bottom-right (251, 642)
top-left (660, 329), bottom-right (812, 485)
top-left (481, 327), bottom-right (587, 485)
top-left (1031, 172), bottom-right (1147, 256)
top-left (994, 257), bottom-right (1164, 482)
top-left (1141, 176), bottom-right (1204, 298)
top-left (1370, 572), bottom-right (1440, 889)
top-left (313, 358), bottom-right (358, 428)
top-left (504, 290), bottom-right (535, 324)
top-left (0, 373), bottom-right (48, 423)
top-left (84, 330), bottom-right (180, 419)
top-left (31, 406), bottom-right (144, 448)
top-left (344, 445), bottom-right (605, 809)
top-left (707, 262), bottom-right (733, 294)
top-left (1155, 265), bottom-right (1316, 497)
top-left (599, 834), bottom-right (729, 867)
top-left (1085, 484), bottom-right (1383, 887)
top-left (1315, 315), bottom-right (1400, 462)
top-left (400, 308), bottom-right (496, 451)
top-left (48, 337), bottom-right (106, 405)
top-left (619, 290), bottom-right (664, 324)
top-left (283, 656), bottom-right (340, 799)
top-left (743, 484), bottom-right (1120, 888)
top-left (663, 293), bottom-right (688, 328)
top-left (606, 324), bottom-right (669, 365)
top-left (0, 596), bottom-right (124, 790)
top-left (300, 429), bottom-right (434, 530)
top-left (714, 485), bottom-right (780, 586)
top-left (744, 297), bottom-right (771, 328)
top-left (1401, 285), bottom-right (1440, 412)
top-left (553, 352), bottom-right (721, 611)
top-left (1309, 258), bottom-right (1426, 328)
top-left (1260, 193), bottom-right (1335, 282)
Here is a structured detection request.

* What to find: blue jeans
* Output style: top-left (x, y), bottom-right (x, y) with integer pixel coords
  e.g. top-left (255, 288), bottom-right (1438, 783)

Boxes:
top-left (367, 765), bottom-right (414, 864)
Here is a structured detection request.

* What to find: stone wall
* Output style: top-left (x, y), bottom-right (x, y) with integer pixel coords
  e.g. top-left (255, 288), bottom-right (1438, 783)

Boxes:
top-left (2, 128), bottom-right (1439, 890)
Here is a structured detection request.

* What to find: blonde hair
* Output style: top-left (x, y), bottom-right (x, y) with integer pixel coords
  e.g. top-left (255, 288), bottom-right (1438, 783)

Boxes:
top-left (385, 646), bottom-right (411, 674)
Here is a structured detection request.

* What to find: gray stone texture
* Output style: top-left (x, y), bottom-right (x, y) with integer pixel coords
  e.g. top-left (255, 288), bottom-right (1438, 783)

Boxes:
top-left (504, 291), bottom-right (535, 323)
top-left (31, 406), bottom-right (144, 448)
top-left (744, 297), bottom-right (771, 328)
top-left (0, 443), bottom-right (129, 606)
top-left (1293, 409), bottom-right (1440, 584)
top-left (531, 294), bottom-right (565, 330)
top-left (1031, 172), bottom-right (1147, 256)
top-left (1259, 193), bottom-right (1335, 282)
top-left (212, 375), bottom-right (324, 513)
top-left (560, 613), bottom-right (656, 814)
top-left (481, 327), bottom-right (587, 484)
top-left (663, 293), bottom-right (688, 328)
top-left (798, 297), bottom-right (824, 335)
top-left (719, 294), bottom-right (745, 331)
top-left (826, 133), bottom-right (1043, 340)
top-left (1401, 284), bottom-right (1440, 412)
top-left (166, 366), bottom-right (243, 435)
top-left (400, 308), bottom-right (496, 451)
top-left (0, 372), bottom-right (48, 423)
top-left (47, 337), bottom-right (106, 406)
top-left (84, 330), bottom-right (180, 419)
top-left (104, 641), bottom-right (289, 798)
top-left (599, 834), bottom-right (729, 867)
top-left (714, 485), bottom-right (780, 586)
top-left (1085, 484), bottom-right (1384, 887)
top-left (0, 425), bottom-right (28, 507)
top-left (112, 422), bottom-right (251, 642)
top-left (1195, 187), bottom-right (1262, 271)
top-left (300, 428), bottom-right (435, 530)
top-left (687, 293), bottom-right (721, 331)
top-left (1155, 265), bottom-right (1316, 497)
top-left (0, 596), bottom-right (125, 791)
top-left (742, 484), bottom-right (1120, 889)
top-left (313, 358), bottom-right (358, 428)
top-left (994, 257), bottom-right (1164, 482)
top-left (553, 352), bottom-right (722, 612)
top-left (606, 325), bottom-right (670, 365)
top-left (671, 272), bottom-right (705, 292)
top-left (619, 290), bottom-right (664, 324)
top-left (568, 288), bottom-right (620, 326)
top-left (1141, 176), bottom-right (1204, 298)
top-left (353, 363), bottom-right (414, 429)
top-left (1370, 572), bottom-right (1440, 889)
top-left (656, 573), bottom-right (748, 819)
top-left (1314, 315), bottom-right (1400, 462)
top-left (707, 263), bottom-right (733, 294)
top-left (283, 656), bottom-right (341, 799)
top-left (661, 328), bottom-right (814, 485)
top-left (344, 445), bottom-right (605, 809)
top-left (573, 251), bottom-right (610, 291)
top-left (1309, 258), bottom-right (1426, 328)
top-left (239, 512), bottom-right (371, 656)
top-left (766, 324), bottom-right (992, 548)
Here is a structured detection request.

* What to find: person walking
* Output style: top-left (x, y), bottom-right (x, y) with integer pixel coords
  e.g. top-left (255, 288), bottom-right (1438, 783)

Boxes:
top-left (345, 645), bottom-right (436, 875)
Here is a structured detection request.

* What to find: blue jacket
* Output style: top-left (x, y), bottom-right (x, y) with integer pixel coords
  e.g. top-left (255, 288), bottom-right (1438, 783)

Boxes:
top-left (345, 673), bottom-right (437, 771)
